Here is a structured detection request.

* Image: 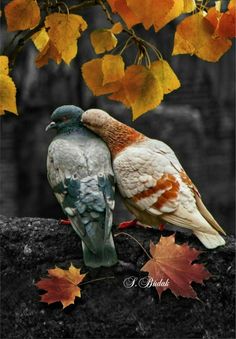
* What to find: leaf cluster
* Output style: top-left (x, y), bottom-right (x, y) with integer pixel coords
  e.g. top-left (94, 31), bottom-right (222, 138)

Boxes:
top-left (0, 0), bottom-right (235, 118)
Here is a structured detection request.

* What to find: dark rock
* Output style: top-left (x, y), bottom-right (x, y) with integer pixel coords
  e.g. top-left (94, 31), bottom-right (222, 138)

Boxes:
top-left (1, 216), bottom-right (235, 339)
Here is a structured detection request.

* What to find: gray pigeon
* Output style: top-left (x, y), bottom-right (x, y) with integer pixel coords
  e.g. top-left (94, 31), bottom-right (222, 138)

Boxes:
top-left (46, 105), bottom-right (118, 268)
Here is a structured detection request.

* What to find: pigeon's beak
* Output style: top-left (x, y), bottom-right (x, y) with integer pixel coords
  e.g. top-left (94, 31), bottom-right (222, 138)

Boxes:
top-left (45, 121), bottom-right (56, 132)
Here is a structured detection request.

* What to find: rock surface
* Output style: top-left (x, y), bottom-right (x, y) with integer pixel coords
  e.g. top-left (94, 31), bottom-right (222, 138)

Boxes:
top-left (1, 216), bottom-right (235, 339)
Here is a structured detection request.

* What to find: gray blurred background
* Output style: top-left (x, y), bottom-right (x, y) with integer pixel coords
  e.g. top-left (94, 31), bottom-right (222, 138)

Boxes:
top-left (0, 6), bottom-right (235, 234)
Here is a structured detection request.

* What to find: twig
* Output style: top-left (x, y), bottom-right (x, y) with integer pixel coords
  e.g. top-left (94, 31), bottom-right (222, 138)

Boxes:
top-left (8, 20), bottom-right (45, 70)
top-left (79, 276), bottom-right (115, 286)
top-left (69, 0), bottom-right (98, 12)
top-left (115, 232), bottom-right (152, 259)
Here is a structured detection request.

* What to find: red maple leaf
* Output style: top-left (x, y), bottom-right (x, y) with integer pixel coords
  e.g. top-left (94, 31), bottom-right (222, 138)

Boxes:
top-left (36, 263), bottom-right (86, 309)
top-left (141, 234), bottom-right (211, 299)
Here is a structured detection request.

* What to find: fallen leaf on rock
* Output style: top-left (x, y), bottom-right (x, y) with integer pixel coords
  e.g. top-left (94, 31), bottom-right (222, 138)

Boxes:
top-left (36, 263), bottom-right (86, 309)
top-left (141, 234), bottom-right (211, 299)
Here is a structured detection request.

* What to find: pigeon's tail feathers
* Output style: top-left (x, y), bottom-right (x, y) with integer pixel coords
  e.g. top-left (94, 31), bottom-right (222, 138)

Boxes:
top-left (193, 229), bottom-right (226, 249)
top-left (82, 232), bottom-right (118, 268)
top-left (69, 215), bottom-right (97, 254)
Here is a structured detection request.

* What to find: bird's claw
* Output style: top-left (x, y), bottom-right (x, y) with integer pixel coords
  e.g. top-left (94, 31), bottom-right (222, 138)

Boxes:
top-left (118, 219), bottom-right (138, 230)
top-left (58, 219), bottom-right (71, 225)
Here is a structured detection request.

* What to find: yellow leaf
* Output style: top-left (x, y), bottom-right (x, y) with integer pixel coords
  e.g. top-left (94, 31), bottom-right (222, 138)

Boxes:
top-left (151, 60), bottom-right (180, 94)
top-left (109, 84), bottom-right (131, 107)
top-left (35, 41), bottom-right (62, 68)
top-left (90, 29), bottom-right (117, 54)
top-left (127, 0), bottom-right (183, 32)
top-left (123, 65), bottom-right (163, 119)
top-left (107, 0), bottom-right (140, 29)
top-left (45, 13), bottom-right (87, 64)
top-left (172, 12), bottom-right (231, 62)
top-left (110, 22), bottom-right (123, 34)
top-left (5, 0), bottom-right (40, 32)
top-left (82, 58), bottom-right (121, 96)
top-left (102, 55), bottom-right (125, 85)
top-left (196, 37), bottom-right (232, 62)
top-left (32, 28), bottom-right (49, 52)
top-left (48, 264), bottom-right (86, 286)
top-left (0, 74), bottom-right (17, 115)
top-left (0, 56), bottom-right (9, 75)
top-left (183, 0), bottom-right (196, 13)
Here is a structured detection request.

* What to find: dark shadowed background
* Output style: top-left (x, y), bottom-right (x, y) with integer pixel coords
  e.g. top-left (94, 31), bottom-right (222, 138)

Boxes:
top-left (0, 6), bottom-right (235, 234)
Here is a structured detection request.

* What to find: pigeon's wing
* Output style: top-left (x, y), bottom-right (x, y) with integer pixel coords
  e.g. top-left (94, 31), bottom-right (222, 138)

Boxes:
top-left (66, 174), bottom-right (114, 243)
top-left (113, 140), bottom-right (219, 234)
top-left (47, 138), bottom-right (115, 253)
top-left (114, 143), bottom-right (182, 214)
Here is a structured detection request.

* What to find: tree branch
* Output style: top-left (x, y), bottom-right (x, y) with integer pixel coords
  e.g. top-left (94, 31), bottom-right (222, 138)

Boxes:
top-left (8, 20), bottom-right (45, 70)
top-left (69, 0), bottom-right (98, 12)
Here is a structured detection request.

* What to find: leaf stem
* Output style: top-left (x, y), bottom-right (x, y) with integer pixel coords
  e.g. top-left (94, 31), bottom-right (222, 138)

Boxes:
top-left (115, 232), bottom-right (152, 259)
top-left (79, 276), bottom-right (115, 286)
top-left (69, 0), bottom-right (98, 12)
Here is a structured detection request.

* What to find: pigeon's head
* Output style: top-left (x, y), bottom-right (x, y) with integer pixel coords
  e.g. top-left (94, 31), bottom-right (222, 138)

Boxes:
top-left (81, 109), bottom-right (113, 134)
top-left (46, 105), bottom-right (84, 132)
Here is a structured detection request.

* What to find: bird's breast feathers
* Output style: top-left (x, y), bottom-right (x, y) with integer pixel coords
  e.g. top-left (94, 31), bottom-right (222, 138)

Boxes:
top-left (47, 137), bottom-right (113, 190)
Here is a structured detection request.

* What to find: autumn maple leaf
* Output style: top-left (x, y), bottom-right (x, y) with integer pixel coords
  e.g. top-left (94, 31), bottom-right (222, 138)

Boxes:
top-left (141, 234), bottom-right (211, 299)
top-left (36, 264), bottom-right (86, 309)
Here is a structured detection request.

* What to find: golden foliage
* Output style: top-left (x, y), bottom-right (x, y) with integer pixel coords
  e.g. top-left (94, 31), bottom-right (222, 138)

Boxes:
top-left (45, 13), bottom-right (87, 64)
top-left (172, 12), bottom-right (232, 62)
top-left (0, 56), bottom-right (17, 116)
top-left (90, 29), bottom-right (118, 54)
top-left (82, 57), bottom-right (122, 96)
top-left (5, 0), bottom-right (40, 31)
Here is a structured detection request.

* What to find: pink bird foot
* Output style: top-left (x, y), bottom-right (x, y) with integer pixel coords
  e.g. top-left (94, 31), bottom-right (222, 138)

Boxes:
top-left (118, 219), bottom-right (138, 230)
top-left (58, 219), bottom-right (71, 225)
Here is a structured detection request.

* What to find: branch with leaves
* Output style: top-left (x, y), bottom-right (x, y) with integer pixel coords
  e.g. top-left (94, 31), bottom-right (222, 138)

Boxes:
top-left (0, 0), bottom-right (235, 118)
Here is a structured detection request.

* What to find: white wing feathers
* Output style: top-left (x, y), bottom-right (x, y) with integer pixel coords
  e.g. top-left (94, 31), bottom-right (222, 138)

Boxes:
top-left (114, 139), bottom-right (225, 248)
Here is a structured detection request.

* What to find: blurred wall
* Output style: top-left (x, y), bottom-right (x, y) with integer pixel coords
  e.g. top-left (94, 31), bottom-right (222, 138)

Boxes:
top-left (0, 8), bottom-right (235, 234)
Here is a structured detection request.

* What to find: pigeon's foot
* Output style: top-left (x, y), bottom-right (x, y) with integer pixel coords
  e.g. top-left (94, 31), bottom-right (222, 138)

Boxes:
top-left (118, 219), bottom-right (152, 230)
top-left (159, 223), bottom-right (166, 231)
top-left (118, 219), bottom-right (138, 230)
top-left (58, 219), bottom-right (71, 225)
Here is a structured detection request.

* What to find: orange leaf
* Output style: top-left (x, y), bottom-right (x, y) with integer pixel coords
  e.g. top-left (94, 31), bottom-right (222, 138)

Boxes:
top-left (90, 29), bottom-right (117, 54)
top-left (110, 22), bottom-right (123, 34)
top-left (205, 7), bottom-right (222, 33)
top-left (107, 0), bottom-right (140, 29)
top-left (109, 84), bottom-right (131, 107)
top-left (151, 60), bottom-right (180, 94)
top-left (102, 54), bottom-right (125, 85)
top-left (35, 41), bottom-right (62, 68)
top-left (218, 9), bottom-right (236, 38)
top-left (45, 13), bottom-right (87, 64)
top-left (5, 0), bottom-right (40, 32)
top-left (205, 6), bottom-right (235, 39)
top-left (141, 235), bottom-right (211, 299)
top-left (228, 0), bottom-right (236, 11)
top-left (36, 264), bottom-right (86, 309)
top-left (127, 0), bottom-right (183, 32)
top-left (123, 64), bottom-right (163, 119)
top-left (82, 58), bottom-right (122, 96)
top-left (0, 56), bottom-right (17, 116)
top-left (172, 12), bottom-right (232, 62)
